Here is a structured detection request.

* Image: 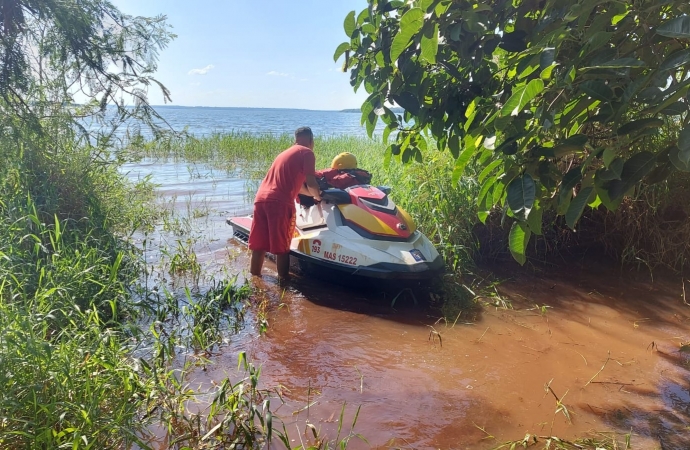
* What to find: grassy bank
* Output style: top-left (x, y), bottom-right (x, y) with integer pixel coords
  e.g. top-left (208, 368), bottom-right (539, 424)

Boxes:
top-left (0, 125), bottom-right (282, 448)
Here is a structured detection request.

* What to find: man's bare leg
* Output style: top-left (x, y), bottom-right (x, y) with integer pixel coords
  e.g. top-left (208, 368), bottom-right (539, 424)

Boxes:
top-left (276, 253), bottom-right (290, 282)
top-left (250, 250), bottom-right (265, 276)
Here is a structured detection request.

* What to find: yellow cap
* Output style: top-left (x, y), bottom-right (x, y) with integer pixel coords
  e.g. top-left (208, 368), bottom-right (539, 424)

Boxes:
top-left (331, 152), bottom-right (357, 170)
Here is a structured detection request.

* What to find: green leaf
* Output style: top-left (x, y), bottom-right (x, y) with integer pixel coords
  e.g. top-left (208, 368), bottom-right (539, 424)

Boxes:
top-left (382, 125), bottom-right (394, 145)
top-left (477, 177), bottom-right (498, 207)
top-left (595, 176), bottom-right (623, 211)
top-left (559, 167), bottom-right (582, 204)
top-left (599, 158), bottom-right (624, 180)
top-left (362, 23), bottom-right (376, 34)
top-left (552, 134), bottom-right (588, 157)
top-left (580, 80), bottom-right (613, 102)
top-left (660, 102), bottom-right (688, 116)
top-left (582, 58), bottom-right (646, 69)
top-left (448, 134), bottom-right (460, 158)
top-left (495, 133), bottom-right (527, 154)
top-left (390, 8), bottom-right (424, 62)
top-left (333, 42), bottom-right (350, 62)
top-left (659, 49), bottom-right (690, 72)
top-left (507, 174), bottom-right (536, 221)
top-left (607, 151), bottom-right (657, 200)
top-left (478, 159), bottom-right (503, 184)
top-left (383, 146), bottom-right (392, 169)
top-left (679, 126), bottom-right (690, 164)
top-left (357, 8), bottom-right (370, 25)
top-left (540, 48), bottom-right (555, 69)
top-left (586, 31), bottom-right (613, 52)
top-left (669, 146), bottom-right (690, 172)
top-left (637, 87), bottom-right (663, 104)
top-left (500, 31), bottom-right (527, 53)
top-left (540, 64), bottom-right (557, 80)
top-left (365, 111), bottom-right (377, 138)
top-left (616, 118), bottom-right (664, 136)
top-left (344, 11), bottom-right (357, 38)
top-left (603, 148), bottom-right (617, 168)
top-left (526, 204), bottom-right (543, 236)
top-left (565, 187), bottom-right (594, 230)
top-left (391, 92), bottom-right (420, 114)
top-left (656, 16), bottom-right (690, 39)
top-left (560, 134), bottom-right (589, 147)
top-left (509, 221), bottom-right (531, 265)
top-left (420, 24), bottom-right (439, 64)
top-left (500, 79), bottom-right (544, 117)
top-left (646, 163), bottom-right (674, 184)
top-left (451, 137), bottom-right (477, 184)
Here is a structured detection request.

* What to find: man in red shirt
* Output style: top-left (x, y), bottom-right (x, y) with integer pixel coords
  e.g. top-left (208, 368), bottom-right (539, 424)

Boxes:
top-left (249, 127), bottom-right (321, 281)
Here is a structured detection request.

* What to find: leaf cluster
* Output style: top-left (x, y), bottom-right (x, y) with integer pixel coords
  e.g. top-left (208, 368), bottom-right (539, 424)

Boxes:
top-left (338, 0), bottom-right (690, 264)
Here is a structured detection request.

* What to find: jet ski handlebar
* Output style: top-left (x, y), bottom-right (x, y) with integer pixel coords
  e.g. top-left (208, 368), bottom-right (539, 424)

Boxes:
top-left (320, 186), bottom-right (393, 205)
top-left (321, 189), bottom-right (351, 204)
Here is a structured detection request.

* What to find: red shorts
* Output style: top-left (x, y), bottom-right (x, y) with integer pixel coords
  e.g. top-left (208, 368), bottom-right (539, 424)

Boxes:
top-left (248, 201), bottom-right (295, 254)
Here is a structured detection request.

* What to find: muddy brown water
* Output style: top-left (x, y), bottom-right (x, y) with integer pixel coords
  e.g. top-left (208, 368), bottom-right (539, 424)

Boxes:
top-left (127, 161), bottom-right (690, 449)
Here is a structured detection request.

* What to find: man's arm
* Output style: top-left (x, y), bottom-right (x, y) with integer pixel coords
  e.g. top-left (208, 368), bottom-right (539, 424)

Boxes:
top-left (304, 175), bottom-right (321, 201)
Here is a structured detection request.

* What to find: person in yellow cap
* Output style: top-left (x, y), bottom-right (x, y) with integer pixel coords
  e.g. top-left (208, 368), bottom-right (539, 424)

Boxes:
top-left (330, 152), bottom-right (358, 170)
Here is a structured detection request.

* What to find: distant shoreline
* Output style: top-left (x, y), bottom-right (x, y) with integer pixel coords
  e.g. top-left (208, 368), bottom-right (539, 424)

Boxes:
top-left (76, 104), bottom-right (403, 114)
top-left (149, 105), bottom-right (355, 113)
top-left (148, 105), bottom-right (404, 114)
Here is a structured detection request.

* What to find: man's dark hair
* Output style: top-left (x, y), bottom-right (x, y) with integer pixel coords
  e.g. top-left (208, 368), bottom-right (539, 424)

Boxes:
top-left (294, 127), bottom-right (313, 142)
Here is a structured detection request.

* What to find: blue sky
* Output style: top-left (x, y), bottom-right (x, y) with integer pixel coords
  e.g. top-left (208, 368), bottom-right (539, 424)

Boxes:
top-left (112, 0), bottom-right (369, 110)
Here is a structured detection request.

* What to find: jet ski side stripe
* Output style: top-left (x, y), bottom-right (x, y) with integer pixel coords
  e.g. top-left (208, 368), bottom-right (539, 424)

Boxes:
top-left (337, 204), bottom-right (398, 236)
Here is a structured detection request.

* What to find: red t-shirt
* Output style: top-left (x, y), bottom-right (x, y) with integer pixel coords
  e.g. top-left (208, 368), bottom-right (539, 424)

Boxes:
top-left (254, 144), bottom-right (315, 205)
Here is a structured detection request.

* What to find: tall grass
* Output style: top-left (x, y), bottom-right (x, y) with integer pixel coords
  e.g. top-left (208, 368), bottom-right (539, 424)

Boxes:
top-left (125, 132), bottom-right (481, 270)
top-left (0, 120), bottom-right (284, 448)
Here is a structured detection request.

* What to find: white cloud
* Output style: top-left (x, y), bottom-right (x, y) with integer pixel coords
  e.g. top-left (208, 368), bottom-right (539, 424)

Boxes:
top-left (266, 71), bottom-right (289, 77)
top-left (188, 64), bottom-right (215, 75)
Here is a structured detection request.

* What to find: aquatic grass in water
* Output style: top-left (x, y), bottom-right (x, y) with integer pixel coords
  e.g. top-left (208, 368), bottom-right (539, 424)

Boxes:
top-left (126, 132), bottom-right (481, 270)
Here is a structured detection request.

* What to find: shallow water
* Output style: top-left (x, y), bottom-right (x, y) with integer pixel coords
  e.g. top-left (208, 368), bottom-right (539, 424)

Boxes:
top-left (126, 160), bottom-right (690, 449)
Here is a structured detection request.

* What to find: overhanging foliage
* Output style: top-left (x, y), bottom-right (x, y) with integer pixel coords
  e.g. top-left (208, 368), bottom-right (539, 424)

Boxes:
top-left (0, 0), bottom-right (174, 137)
top-left (338, 0), bottom-right (690, 264)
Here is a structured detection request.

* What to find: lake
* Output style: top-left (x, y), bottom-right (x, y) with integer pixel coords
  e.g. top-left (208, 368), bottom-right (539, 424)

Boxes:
top-left (113, 105), bottom-right (384, 138)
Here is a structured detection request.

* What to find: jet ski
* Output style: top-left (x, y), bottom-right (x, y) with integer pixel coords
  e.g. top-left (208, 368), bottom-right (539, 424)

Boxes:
top-left (227, 185), bottom-right (444, 280)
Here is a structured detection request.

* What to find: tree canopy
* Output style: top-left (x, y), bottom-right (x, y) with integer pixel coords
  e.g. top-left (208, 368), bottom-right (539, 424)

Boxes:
top-left (337, 0), bottom-right (690, 263)
top-left (0, 0), bottom-right (174, 136)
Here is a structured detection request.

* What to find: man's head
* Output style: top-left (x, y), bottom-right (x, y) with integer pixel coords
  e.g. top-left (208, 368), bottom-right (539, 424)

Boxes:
top-left (294, 127), bottom-right (314, 149)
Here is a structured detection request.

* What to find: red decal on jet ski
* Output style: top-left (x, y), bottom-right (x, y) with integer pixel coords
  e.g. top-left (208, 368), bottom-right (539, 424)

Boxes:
top-left (312, 239), bottom-right (321, 253)
top-left (324, 251), bottom-right (337, 260)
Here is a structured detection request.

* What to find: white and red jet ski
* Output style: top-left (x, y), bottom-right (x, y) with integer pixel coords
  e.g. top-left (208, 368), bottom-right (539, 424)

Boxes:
top-left (227, 185), bottom-right (443, 279)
